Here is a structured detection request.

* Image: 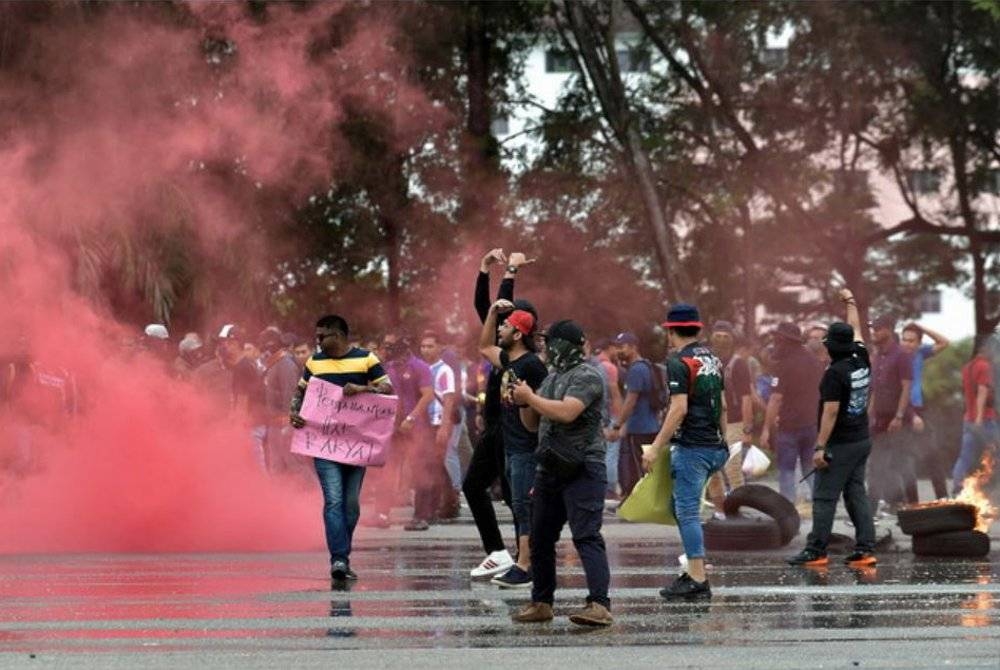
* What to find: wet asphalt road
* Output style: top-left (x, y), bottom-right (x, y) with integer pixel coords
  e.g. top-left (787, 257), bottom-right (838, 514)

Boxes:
top-left (0, 505), bottom-right (998, 669)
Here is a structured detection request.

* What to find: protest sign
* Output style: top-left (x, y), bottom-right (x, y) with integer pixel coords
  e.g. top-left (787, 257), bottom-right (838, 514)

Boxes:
top-left (290, 377), bottom-right (397, 467)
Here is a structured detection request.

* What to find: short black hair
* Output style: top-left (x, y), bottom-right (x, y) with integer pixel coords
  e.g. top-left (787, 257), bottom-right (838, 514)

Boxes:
top-left (316, 315), bottom-right (349, 337)
top-left (669, 325), bottom-right (701, 338)
top-left (901, 323), bottom-right (923, 338)
top-left (421, 330), bottom-right (442, 344)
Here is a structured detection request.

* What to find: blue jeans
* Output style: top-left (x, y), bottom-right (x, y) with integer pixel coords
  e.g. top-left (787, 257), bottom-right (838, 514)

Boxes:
top-left (775, 425), bottom-right (817, 502)
top-left (952, 420), bottom-right (998, 495)
top-left (314, 458), bottom-right (366, 566)
top-left (444, 422), bottom-right (464, 490)
top-left (506, 450), bottom-right (537, 537)
top-left (671, 444), bottom-right (728, 559)
top-left (604, 439), bottom-right (620, 493)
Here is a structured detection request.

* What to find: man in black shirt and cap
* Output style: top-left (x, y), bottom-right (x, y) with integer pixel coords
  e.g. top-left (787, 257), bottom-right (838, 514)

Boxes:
top-left (787, 288), bottom-right (877, 568)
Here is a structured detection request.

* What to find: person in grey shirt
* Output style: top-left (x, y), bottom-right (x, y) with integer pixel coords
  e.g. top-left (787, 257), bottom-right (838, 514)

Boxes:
top-left (508, 319), bottom-right (612, 628)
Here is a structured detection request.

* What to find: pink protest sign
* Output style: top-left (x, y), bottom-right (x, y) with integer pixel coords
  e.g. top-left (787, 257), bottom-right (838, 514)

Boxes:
top-left (290, 377), bottom-right (397, 467)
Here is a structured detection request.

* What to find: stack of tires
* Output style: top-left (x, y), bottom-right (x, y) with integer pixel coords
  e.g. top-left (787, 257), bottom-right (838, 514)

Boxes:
top-left (897, 503), bottom-right (991, 558)
top-left (703, 484), bottom-right (800, 551)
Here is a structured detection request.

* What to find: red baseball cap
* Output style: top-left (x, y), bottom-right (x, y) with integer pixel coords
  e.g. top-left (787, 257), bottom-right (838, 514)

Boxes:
top-left (505, 310), bottom-right (535, 336)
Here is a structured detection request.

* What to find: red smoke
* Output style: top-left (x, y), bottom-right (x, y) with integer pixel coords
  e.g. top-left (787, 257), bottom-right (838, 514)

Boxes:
top-left (0, 2), bottom-right (446, 553)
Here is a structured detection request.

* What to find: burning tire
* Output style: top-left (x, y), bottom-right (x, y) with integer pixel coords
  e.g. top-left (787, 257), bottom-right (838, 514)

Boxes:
top-left (703, 515), bottom-right (784, 551)
top-left (911, 530), bottom-right (990, 558)
top-left (897, 503), bottom-right (977, 536)
top-left (722, 484), bottom-right (801, 544)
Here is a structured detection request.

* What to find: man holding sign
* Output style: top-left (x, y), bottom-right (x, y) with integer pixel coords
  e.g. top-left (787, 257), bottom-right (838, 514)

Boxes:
top-left (290, 315), bottom-right (394, 585)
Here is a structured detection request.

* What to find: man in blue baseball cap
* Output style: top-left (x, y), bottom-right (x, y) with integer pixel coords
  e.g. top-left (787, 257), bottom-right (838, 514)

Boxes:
top-left (642, 303), bottom-right (728, 600)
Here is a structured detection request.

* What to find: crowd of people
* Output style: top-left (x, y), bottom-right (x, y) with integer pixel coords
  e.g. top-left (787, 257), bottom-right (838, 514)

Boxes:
top-left (2, 247), bottom-right (997, 628)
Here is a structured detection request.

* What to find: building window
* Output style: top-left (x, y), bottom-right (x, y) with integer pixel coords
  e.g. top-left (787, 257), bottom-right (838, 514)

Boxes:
top-left (761, 47), bottom-right (788, 69)
top-left (545, 50), bottom-right (575, 73)
top-left (491, 117), bottom-right (509, 136)
top-left (917, 289), bottom-right (942, 314)
top-left (906, 169), bottom-right (941, 195)
top-left (616, 48), bottom-right (650, 73)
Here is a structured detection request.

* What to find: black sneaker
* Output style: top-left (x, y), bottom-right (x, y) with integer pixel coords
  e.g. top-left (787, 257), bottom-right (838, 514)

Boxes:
top-left (491, 565), bottom-right (533, 589)
top-left (844, 551), bottom-right (877, 567)
top-left (660, 573), bottom-right (711, 600)
top-left (345, 567), bottom-right (358, 581)
top-left (330, 560), bottom-right (349, 582)
top-left (786, 549), bottom-right (829, 567)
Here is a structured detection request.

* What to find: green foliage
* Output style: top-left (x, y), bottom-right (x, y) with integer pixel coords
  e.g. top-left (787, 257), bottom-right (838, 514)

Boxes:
top-left (922, 337), bottom-right (973, 411)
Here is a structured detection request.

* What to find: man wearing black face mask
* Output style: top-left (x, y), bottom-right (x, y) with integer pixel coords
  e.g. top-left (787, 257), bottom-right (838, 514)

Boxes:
top-left (509, 320), bottom-right (611, 627)
top-left (788, 289), bottom-right (877, 568)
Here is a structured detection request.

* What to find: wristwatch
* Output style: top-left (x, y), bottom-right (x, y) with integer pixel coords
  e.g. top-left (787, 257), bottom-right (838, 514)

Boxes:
top-left (506, 265), bottom-right (519, 274)
top-left (814, 444), bottom-right (826, 452)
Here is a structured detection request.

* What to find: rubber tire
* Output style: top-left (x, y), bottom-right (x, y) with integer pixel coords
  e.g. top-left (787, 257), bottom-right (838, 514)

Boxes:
top-left (911, 530), bottom-right (990, 558)
top-left (703, 515), bottom-right (784, 551)
top-left (897, 504), bottom-right (976, 536)
top-left (722, 484), bottom-right (801, 545)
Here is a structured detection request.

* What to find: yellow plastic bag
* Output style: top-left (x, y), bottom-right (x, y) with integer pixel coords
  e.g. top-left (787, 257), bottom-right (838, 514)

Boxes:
top-left (617, 446), bottom-right (675, 525)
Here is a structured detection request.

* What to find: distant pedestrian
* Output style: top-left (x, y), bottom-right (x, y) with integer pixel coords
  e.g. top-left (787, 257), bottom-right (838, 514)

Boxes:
top-left (899, 322), bottom-right (950, 499)
top-left (951, 336), bottom-right (998, 494)
top-left (760, 322), bottom-right (824, 503)
top-left (868, 315), bottom-right (916, 509)
top-left (608, 331), bottom-right (662, 499)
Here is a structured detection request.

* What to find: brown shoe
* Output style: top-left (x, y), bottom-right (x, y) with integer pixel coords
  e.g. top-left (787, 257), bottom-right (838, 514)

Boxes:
top-left (568, 601), bottom-right (612, 627)
top-left (511, 602), bottom-right (554, 623)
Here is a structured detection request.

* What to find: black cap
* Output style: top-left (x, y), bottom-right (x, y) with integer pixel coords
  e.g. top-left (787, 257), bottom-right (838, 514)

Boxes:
top-left (545, 319), bottom-right (585, 346)
top-left (823, 322), bottom-right (855, 353)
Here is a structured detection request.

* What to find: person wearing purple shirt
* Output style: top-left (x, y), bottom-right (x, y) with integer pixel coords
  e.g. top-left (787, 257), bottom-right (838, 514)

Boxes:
top-left (868, 315), bottom-right (915, 510)
top-left (367, 332), bottom-right (434, 528)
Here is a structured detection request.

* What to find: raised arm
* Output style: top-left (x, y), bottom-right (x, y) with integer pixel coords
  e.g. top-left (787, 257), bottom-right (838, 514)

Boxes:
top-left (918, 323), bottom-right (950, 355)
top-left (839, 288), bottom-right (863, 343)
top-left (479, 299), bottom-right (513, 369)
top-left (475, 248), bottom-right (510, 323)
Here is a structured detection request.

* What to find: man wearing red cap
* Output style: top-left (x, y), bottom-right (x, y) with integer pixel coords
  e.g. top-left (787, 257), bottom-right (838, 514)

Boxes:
top-left (479, 298), bottom-right (549, 589)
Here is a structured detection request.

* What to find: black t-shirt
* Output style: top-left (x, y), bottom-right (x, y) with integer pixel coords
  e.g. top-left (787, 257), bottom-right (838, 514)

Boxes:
top-left (231, 357), bottom-right (266, 419)
top-left (499, 349), bottom-right (549, 453)
top-left (722, 355), bottom-right (752, 423)
top-left (818, 343), bottom-right (871, 444)
top-left (772, 345), bottom-right (824, 431)
top-left (666, 342), bottom-right (726, 448)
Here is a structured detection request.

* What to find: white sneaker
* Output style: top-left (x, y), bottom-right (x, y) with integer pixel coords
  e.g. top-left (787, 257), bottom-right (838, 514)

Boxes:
top-left (470, 550), bottom-right (514, 578)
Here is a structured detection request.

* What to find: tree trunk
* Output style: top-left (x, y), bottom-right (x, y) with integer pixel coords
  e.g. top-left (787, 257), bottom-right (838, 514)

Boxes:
top-left (949, 133), bottom-right (993, 335)
top-left (625, 127), bottom-right (687, 302)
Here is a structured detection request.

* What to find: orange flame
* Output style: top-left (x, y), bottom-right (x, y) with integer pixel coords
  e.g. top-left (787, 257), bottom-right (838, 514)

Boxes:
top-left (954, 452), bottom-right (996, 533)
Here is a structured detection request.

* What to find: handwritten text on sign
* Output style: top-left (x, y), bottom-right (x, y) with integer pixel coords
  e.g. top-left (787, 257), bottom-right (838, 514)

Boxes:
top-left (290, 378), bottom-right (397, 467)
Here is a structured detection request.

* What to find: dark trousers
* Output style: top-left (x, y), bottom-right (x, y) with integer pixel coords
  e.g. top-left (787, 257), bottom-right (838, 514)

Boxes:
top-left (912, 412), bottom-right (948, 500)
top-left (807, 438), bottom-right (876, 554)
top-left (462, 422), bottom-right (509, 554)
top-left (619, 433), bottom-right (657, 499)
top-left (412, 427), bottom-right (450, 522)
top-left (530, 461), bottom-right (610, 609)
top-left (868, 423), bottom-right (918, 509)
